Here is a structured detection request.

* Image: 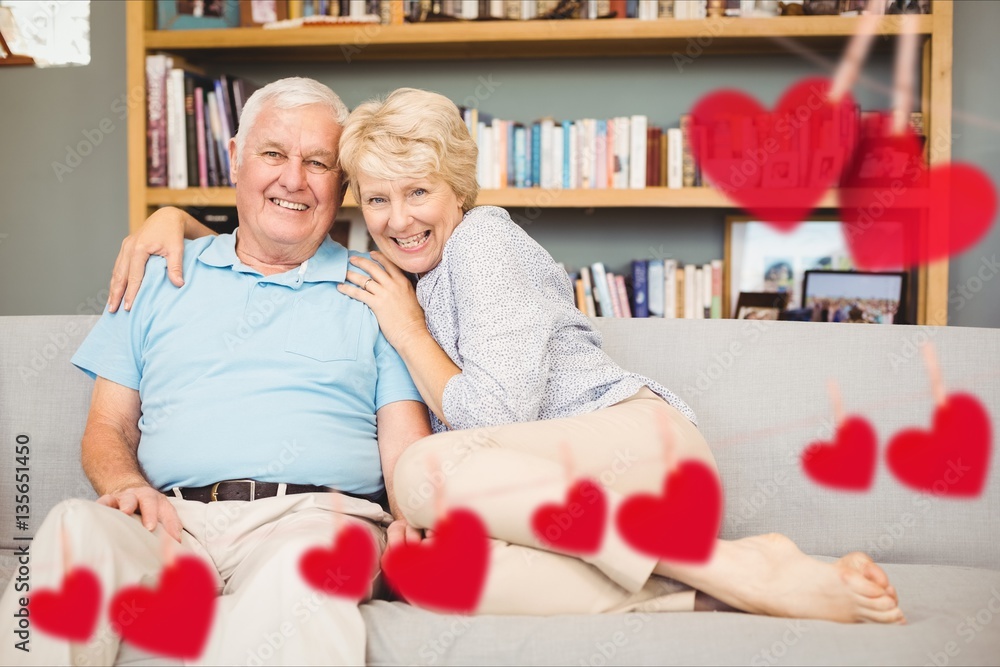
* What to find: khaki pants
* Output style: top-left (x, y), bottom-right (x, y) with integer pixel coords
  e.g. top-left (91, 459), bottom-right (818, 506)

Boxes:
top-left (394, 387), bottom-right (717, 616)
top-left (0, 492), bottom-right (386, 666)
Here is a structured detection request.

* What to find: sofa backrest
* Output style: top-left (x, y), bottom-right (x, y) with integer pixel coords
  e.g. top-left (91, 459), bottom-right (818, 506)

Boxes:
top-left (594, 318), bottom-right (999, 570)
top-left (2, 315), bottom-right (997, 569)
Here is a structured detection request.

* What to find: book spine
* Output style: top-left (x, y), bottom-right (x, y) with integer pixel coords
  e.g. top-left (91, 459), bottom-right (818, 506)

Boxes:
top-left (667, 127), bottom-right (683, 189)
top-left (166, 69), bottom-right (187, 190)
top-left (606, 272), bottom-right (622, 317)
top-left (647, 259), bottom-right (664, 318)
top-left (183, 75), bottom-right (198, 188)
top-left (203, 91), bottom-right (220, 187)
top-left (194, 87), bottom-right (208, 189)
top-left (616, 116), bottom-right (630, 189)
top-left (595, 120), bottom-right (607, 190)
top-left (616, 274), bottom-right (633, 318)
top-left (684, 263), bottom-right (696, 319)
top-left (552, 125), bottom-right (564, 190)
top-left (701, 263), bottom-right (712, 319)
top-left (629, 115), bottom-right (647, 189)
top-left (711, 259), bottom-right (723, 319)
top-left (146, 55), bottom-right (168, 187)
top-left (663, 259), bottom-right (677, 319)
top-left (213, 78), bottom-right (234, 186)
top-left (680, 113), bottom-right (696, 188)
top-left (569, 122), bottom-right (579, 189)
top-left (207, 91), bottom-right (227, 187)
top-left (631, 260), bottom-right (649, 318)
top-left (514, 125), bottom-right (526, 188)
top-left (540, 118), bottom-right (554, 189)
top-left (579, 266), bottom-right (597, 317)
top-left (675, 266), bottom-right (685, 319)
top-left (589, 262), bottom-right (614, 317)
top-left (529, 122), bottom-right (540, 188)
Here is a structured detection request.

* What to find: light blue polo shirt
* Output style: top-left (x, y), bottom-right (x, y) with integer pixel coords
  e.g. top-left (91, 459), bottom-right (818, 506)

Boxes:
top-left (71, 233), bottom-right (422, 495)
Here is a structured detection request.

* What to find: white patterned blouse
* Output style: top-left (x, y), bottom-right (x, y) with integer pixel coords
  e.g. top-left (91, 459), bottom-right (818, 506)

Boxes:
top-left (414, 206), bottom-right (698, 434)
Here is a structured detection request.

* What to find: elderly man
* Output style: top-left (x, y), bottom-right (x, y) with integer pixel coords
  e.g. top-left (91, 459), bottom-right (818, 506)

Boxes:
top-left (0, 77), bottom-right (430, 665)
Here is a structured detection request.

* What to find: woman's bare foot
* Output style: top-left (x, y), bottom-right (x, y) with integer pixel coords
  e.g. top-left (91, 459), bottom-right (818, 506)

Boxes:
top-left (656, 533), bottom-right (905, 624)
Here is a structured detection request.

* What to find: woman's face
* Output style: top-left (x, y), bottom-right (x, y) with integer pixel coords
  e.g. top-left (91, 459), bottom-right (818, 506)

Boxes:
top-left (356, 172), bottom-right (465, 275)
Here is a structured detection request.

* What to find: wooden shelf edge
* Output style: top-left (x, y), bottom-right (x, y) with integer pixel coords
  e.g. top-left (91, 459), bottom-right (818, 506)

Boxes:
top-left (145, 187), bottom-right (846, 209)
top-left (145, 15), bottom-right (933, 51)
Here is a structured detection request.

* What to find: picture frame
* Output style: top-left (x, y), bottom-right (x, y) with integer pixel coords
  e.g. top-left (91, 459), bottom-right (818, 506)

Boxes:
top-left (734, 291), bottom-right (789, 321)
top-left (802, 270), bottom-right (909, 324)
top-left (239, 0), bottom-right (286, 27)
top-left (724, 216), bottom-right (856, 319)
top-left (157, 0), bottom-right (241, 31)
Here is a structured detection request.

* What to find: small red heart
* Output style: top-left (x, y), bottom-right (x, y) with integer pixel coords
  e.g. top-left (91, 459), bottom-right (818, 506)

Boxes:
top-left (885, 393), bottom-right (992, 497)
top-left (840, 117), bottom-right (997, 270)
top-left (110, 555), bottom-right (216, 660)
top-left (801, 416), bottom-right (878, 491)
top-left (381, 508), bottom-right (489, 614)
top-left (531, 479), bottom-right (607, 555)
top-left (28, 567), bottom-right (101, 642)
top-left (299, 522), bottom-right (378, 601)
top-left (691, 77), bottom-right (858, 230)
top-left (616, 460), bottom-right (722, 563)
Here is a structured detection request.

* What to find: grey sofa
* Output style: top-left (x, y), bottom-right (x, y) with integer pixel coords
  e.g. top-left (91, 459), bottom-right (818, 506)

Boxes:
top-left (2, 315), bottom-right (998, 666)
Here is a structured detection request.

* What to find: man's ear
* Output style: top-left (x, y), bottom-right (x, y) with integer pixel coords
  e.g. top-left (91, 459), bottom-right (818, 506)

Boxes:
top-left (338, 179), bottom-right (349, 206)
top-left (228, 137), bottom-right (238, 185)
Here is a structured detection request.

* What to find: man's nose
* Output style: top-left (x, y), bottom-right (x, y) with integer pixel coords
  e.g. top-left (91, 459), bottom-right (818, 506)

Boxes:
top-left (277, 158), bottom-right (307, 191)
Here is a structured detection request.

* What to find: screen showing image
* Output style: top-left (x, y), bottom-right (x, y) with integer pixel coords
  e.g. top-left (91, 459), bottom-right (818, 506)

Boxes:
top-left (803, 272), bottom-right (904, 324)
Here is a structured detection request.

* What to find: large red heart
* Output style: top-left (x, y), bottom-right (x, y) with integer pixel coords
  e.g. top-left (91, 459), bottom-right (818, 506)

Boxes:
top-left (885, 393), bottom-right (992, 497)
top-left (299, 522), bottom-right (378, 601)
top-left (380, 508), bottom-right (489, 614)
top-left (616, 460), bottom-right (722, 563)
top-left (691, 77), bottom-right (858, 230)
top-left (840, 117), bottom-right (997, 270)
top-left (801, 416), bottom-right (878, 491)
top-left (110, 555), bottom-right (216, 660)
top-left (531, 479), bottom-right (607, 555)
top-left (28, 567), bottom-right (101, 642)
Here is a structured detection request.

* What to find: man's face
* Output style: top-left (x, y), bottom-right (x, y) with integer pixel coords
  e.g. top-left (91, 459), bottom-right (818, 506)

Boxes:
top-left (229, 103), bottom-right (345, 257)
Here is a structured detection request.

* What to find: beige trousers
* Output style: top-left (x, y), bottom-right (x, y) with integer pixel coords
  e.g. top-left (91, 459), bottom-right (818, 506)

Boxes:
top-left (0, 492), bottom-right (387, 666)
top-left (394, 387), bottom-right (718, 616)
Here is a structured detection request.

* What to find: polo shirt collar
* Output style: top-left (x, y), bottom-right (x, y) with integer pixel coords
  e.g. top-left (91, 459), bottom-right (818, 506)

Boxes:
top-left (197, 230), bottom-right (349, 285)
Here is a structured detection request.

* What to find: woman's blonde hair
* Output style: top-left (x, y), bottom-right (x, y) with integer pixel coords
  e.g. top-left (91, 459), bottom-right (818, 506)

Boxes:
top-left (339, 88), bottom-right (479, 212)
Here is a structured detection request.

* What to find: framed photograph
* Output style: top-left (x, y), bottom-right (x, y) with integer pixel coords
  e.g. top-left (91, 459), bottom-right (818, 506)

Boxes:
top-left (239, 0), bottom-right (286, 26)
top-left (802, 270), bottom-right (908, 324)
top-left (157, 0), bottom-right (241, 30)
top-left (725, 216), bottom-right (857, 319)
top-left (734, 292), bottom-right (789, 320)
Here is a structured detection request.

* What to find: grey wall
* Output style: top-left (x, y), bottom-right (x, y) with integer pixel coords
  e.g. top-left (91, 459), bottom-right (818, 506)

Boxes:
top-left (0, 0), bottom-right (996, 326)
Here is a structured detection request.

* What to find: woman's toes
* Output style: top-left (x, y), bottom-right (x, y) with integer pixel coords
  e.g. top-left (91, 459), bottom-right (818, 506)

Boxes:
top-left (858, 593), bottom-right (899, 612)
top-left (840, 564), bottom-right (885, 597)
top-left (862, 560), bottom-right (890, 588)
top-left (859, 605), bottom-right (906, 624)
top-left (886, 584), bottom-right (898, 602)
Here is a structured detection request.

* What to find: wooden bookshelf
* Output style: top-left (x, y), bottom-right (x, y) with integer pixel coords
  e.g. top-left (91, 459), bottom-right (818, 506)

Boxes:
top-left (126, 1), bottom-right (953, 324)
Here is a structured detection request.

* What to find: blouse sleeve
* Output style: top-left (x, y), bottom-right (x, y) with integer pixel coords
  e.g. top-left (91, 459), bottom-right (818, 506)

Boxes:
top-left (439, 211), bottom-right (562, 430)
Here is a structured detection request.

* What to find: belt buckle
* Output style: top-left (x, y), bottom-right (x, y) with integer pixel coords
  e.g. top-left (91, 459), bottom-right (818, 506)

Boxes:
top-left (210, 479), bottom-right (256, 502)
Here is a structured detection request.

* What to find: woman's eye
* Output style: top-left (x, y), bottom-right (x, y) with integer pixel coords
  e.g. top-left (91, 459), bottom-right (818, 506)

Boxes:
top-left (412, 188), bottom-right (426, 197)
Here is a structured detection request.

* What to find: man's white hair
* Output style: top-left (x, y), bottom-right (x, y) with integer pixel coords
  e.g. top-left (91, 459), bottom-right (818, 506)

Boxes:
top-left (233, 77), bottom-right (350, 167)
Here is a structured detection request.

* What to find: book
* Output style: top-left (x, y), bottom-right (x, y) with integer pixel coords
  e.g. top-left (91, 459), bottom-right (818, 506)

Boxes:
top-left (607, 271), bottom-right (623, 317)
top-left (579, 266), bottom-right (597, 317)
top-left (589, 262), bottom-right (615, 317)
top-left (203, 90), bottom-right (221, 187)
top-left (193, 87), bottom-right (208, 188)
top-left (711, 259), bottom-right (723, 319)
top-left (629, 114), bottom-right (647, 189)
top-left (684, 263), bottom-right (696, 319)
top-left (663, 259), bottom-right (678, 319)
top-left (183, 75), bottom-right (198, 187)
top-left (631, 260), bottom-right (649, 318)
top-left (676, 265), bottom-right (685, 319)
top-left (166, 68), bottom-right (188, 190)
top-left (146, 54), bottom-right (169, 187)
top-left (667, 127), bottom-right (683, 189)
top-left (701, 263), bottom-right (712, 319)
top-left (680, 114), bottom-right (696, 188)
top-left (615, 274), bottom-right (632, 318)
top-left (647, 259), bottom-right (664, 318)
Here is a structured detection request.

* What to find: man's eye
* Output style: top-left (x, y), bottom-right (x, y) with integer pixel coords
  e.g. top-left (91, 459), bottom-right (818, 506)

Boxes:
top-left (307, 160), bottom-right (328, 170)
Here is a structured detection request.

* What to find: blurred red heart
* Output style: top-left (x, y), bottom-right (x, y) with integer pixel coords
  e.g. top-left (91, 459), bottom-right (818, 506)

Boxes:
top-left (801, 416), bottom-right (878, 491)
top-left (885, 393), bottom-right (992, 497)
top-left (381, 508), bottom-right (489, 613)
top-left (299, 522), bottom-right (378, 601)
top-left (840, 118), bottom-right (997, 270)
top-left (531, 479), bottom-right (607, 555)
top-left (691, 77), bottom-right (858, 230)
top-left (616, 460), bottom-right (722, 563)
top-left (29, 567), bottom-right (101, 642)
top-left (110, 555), bottom-right (216, 660)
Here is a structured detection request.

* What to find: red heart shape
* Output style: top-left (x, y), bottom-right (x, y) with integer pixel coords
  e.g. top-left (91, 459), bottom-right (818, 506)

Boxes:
top-left (381, 508), bottom-right (489, 614)
top-left (299, 522), bottom-right (378, 601)
top-left (110, 555), bottom-right (216, 660)
top-left (801, 416), bottom-right (878, 491)
top-left (28, 567), bottom-right (101, 642)
top-left (531, 479), bottom-right (607, 555)
top-left (885, 393), bottom-right (992, 497)
top-left (691, 77), bottom-right (858, 230)
top-left (840, 117), bottom-right (997, 270)
top-left (616, 460), bottom-right (722, 563)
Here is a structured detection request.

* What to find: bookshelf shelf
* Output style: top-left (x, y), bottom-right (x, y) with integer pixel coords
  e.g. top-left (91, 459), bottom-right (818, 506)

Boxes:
top-left (146, 187), bottom-right (851, 209)
top-left (127, 1), bottom-right (953, 323)
top-left (144, 15), bottom-right (933, 61)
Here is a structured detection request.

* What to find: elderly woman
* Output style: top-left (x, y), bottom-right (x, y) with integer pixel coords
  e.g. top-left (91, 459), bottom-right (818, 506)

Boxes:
top-left (110, 88), bottom-right (903, 623)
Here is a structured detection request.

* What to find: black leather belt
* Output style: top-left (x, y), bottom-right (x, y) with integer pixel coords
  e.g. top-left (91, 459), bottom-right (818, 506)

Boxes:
top-left (173, 480), bottom-right (330, 503)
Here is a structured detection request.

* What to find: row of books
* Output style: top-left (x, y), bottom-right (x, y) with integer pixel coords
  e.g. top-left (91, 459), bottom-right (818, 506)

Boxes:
top-left (467, 113), bottom-right (705, 191)
top-left (571, 259), bottom-right (724, 319)
top-left (146, 55), bottom-right (259, 189)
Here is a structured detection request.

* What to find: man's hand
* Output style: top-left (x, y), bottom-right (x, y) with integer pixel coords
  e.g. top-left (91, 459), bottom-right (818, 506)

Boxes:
top-left (385, 518), bottom-right (426, 550)
top-left (97, 484), bottom-right (183, 542)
